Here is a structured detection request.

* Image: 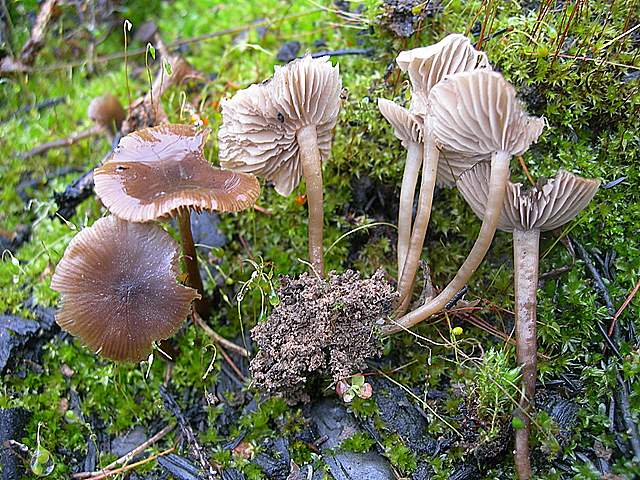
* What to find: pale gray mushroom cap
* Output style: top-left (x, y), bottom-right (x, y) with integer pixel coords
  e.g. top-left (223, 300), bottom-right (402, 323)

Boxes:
top-left (377, 98), bottom-right (423, 147)
top-left (457, 162), bottom-right (600, 232)
top-left (218, 55), bottom-right (342, 196)
top-left (396, 34), bottom-right (491, 116)
top-left (429, 70), bottom-right (546, 157)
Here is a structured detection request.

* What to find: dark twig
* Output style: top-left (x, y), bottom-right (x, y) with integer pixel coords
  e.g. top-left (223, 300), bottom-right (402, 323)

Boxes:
top-left (572, 237), bottom-right (640, 459)
top-left (159, 386), bottom-right (217, 480)
top-left (0, 97), bottom-right (65, 124)
top-left (308, 47), bottom-right (374, 58)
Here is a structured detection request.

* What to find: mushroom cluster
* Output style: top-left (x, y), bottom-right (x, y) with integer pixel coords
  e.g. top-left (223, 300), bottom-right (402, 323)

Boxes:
top-left (52, 124), bottom-right (260, 361)
top-left (378, 34), bottom-right (598, 479)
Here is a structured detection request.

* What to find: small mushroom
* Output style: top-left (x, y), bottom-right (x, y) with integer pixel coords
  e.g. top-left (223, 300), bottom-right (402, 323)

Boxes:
top-left (390, 70), bottom-right (545, 332)
top-left (87, 94), bottom-right (126, 141)
top-left (51, 216), bottom-right (200, 362)
top-left (22, 94), bottom-right (126, 159)
top-left (379, 34), bottom-right (491, 313)
top-left (219, 55), bottom-right (342, 277)
top-left (94, 124), bottom-right (260, 316)
top-left (457, 162), bottom-right (599, 479)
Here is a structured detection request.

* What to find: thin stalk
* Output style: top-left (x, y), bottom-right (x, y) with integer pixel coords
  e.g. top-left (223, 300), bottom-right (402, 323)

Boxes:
top-left (397, 141), bottom-right (423, 278)
top-left (396, 132), bottom-right (439, 314)
top-left (513, 227), bottom-right (540, 480)
top-left (386, 150), bottom-right (511, 333)
top-left (177, 208), bottom-right (207, 317)
top-left (297, 124), bottom-right (324, 277)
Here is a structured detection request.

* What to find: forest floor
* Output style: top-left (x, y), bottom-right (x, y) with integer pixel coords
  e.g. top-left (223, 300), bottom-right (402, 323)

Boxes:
top-left (1, 1), bottom-right (639, 479)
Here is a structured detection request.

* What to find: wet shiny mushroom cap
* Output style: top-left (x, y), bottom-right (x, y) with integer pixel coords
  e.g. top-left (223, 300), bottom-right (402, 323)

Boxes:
top-left (396, 34), bottom-right (491, 116)
top-left (50, 216), bottom-right (199, 362)
top-left (218, 55), bottom-right (342, 196)
top-left (457, 162), bottom-right (600, 232)
top-left (94, 124), bottom-right (260, 223)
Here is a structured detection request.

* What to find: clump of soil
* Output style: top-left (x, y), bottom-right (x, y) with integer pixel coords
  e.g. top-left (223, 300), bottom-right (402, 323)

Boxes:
top-left (250, 269), bottom-right (397, 404)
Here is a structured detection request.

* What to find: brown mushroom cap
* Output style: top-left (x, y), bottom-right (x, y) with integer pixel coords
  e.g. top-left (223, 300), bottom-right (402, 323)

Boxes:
top-left (50, 216), bottom-right (199, 362)
top-left (94, 124), bottom-right (260, 223)
top-left (218, 55), bottom-right (342, 196)
top-left (87, 94), bottom-right (126, 132)
top-left (457, 162), bottom-right (600, 232)
top-left (429, 70), bottom-right (546, 157)
top-left (396, 34), bottom-right (491, 116)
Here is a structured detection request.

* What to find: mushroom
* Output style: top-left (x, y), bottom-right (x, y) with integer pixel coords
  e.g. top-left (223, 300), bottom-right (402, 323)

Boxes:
top-left (93, 124), bottom-right (260, 316)
top-left (378, 34), bottom-right (491, 313)
top-left (87, 94), bottom-right (126, 141)
top-left (22, 94), bottom-right (126, 159)
top-left (377, 99), bottom-right (423, 277)
top-left (218, 55), bottom-right (342, 277)
top-left (51, 216), bottom-right (200, 362)
top-left (457, 162), bottom-right (599, 479)
top-left (389, 69), bottom-right (545, 332)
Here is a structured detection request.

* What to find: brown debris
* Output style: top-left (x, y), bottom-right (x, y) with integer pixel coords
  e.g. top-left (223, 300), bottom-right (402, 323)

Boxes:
top-left (250, 269), bottom-right (397, 404)
top-left (0, 0), bottom-right (60, 75)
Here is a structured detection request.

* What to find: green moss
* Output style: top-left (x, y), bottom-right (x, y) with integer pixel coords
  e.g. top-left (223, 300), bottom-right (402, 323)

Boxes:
top-left (2, 0), bottom-right (639, 478)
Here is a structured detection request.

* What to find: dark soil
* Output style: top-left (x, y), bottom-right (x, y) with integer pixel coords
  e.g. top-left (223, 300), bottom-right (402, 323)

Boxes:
top-left (250, 269), bottom-right (398, 404)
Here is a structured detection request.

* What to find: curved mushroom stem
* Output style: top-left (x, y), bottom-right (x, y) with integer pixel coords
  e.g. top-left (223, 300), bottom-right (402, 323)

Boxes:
top-left (177, 208), bottom-right (208, 317)
top-left (297, 124), bottom-right (324, 277)
top-left (513, 227), bottom-right (539, 480)
top-left (396, 133), bottom-right (439, 314)
top-left (386, 150), bottom-right (511, 333)
top-left (397, 141), bottom-right (423, 278)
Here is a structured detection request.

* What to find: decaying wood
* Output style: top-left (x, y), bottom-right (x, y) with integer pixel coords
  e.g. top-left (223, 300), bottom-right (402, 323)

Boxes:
top-left (0, 0), bottom-right (60, 75)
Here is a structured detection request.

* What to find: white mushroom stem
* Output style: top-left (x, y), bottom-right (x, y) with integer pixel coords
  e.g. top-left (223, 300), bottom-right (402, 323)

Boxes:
top-left (513, 227), bottom-right (539, 480)
top-left (177, 208), bottom-right (207, 317)
top-left (386, 150), bottom-right (511, 333)
top-left (297, 124), bottom-right (325, 277)
top-left (397, 141), bottom-right (423, 278)
top-left (396, 132), bottom-right (439, 314)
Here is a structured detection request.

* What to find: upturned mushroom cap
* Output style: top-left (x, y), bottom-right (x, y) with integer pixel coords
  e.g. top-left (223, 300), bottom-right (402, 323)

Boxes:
top-left (51, 216), bottom-right (199, 362)
top-left (429, 70), bottom-right (546, 157)
top-left (457, 162), bottom-right (600, 232)
top-left (87, 94), bottom-right (126, 132)
top-left (94, 124), bottom-right (260, 223)
top-left (218, 55), bottom-right (342, 196)
top-left (396, 34), bottom-right (491, 115)
top-left (377, 98), bottom-right (423, 147)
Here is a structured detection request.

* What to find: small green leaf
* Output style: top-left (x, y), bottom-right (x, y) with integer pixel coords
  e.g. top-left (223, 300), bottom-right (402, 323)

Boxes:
top-left (147, 43), bottom-right (156, 60)
top-left (512, 416), bottom-right (526, 429)
top-left (351, 375), bottom-right (365, 387)
top-left (452, 326), bottom-right (463, 336)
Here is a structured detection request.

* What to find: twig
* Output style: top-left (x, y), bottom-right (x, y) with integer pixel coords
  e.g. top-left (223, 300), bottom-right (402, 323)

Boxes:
top-left (608, 278), bottom-right (640, 336)
top-left (0, 0), bottom-right (60, 74)
top-left (192, 311), bottom-right (249, 358)
top-left (35, 10), bottom-right (322, 72)
top-left (72, 424), bottom-right (175, 479)
top-left (160, 386), bottom-right (217, 480)
top-left (308, 47), bottom-right (374, 58)
top-left (21, 125), bottom-right (103, 159)
top-left (84, 446), bottom-right (176, 480)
